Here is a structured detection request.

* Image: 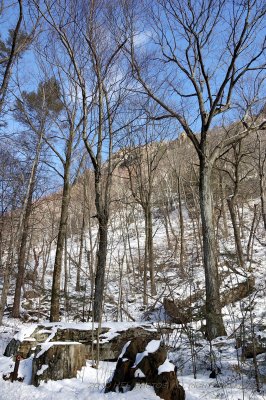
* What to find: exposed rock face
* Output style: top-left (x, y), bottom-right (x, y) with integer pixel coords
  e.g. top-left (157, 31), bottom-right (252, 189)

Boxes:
top-left (99, 327), bottom-right (160, 361)
top-left (31, 343), bottom-right (86, 386)
top-left (220, 276), bottom-right (255, 307)
top-left (235, 335), bottom-right (266, 359)
top-left (105, 337), bottom-right (185, 400)
top-left (163, 298), bottom-right (194, 324)
top-left (163, 276), bottom-right (255, 325)
top-left (4, 339), bottom-right (21, 358)
top-left (3, 322), bottom-right (160, 387)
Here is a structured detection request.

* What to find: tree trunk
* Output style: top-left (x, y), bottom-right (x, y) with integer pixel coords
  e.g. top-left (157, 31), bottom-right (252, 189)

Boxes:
top-left (259, 175), bottom-right (266, 231)
top-left (50, 139), bottom-right (72, 322)
top-left (219, 174), bottom-right (228, 239)
top-left (0, 0), bottom-right (23, 115)
top-left (146, 205), bottom-right (156, 296)
top-left (199, 158), bottom-right (226, 340)
top-left (12, 132), bottom-right (43, 318)
top-left (0, 236), bottom-right (14, 325)
top-left (178, 176), bottom-right (185, 271)
top-left (163, 210), bottom-right (171, 250)
top-left (63, 233), bottom-right (69, 313)
top-left (93, 216), bottom-right (108, 321)
top-left (227, 197), bottom-right (244, 268)
top-left (76, 213), bottom-right (85, 291)
top-left (247, 204), bottom-right (258, 261)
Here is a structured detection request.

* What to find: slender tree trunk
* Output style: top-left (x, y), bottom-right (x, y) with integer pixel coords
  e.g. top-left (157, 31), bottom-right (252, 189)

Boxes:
top-left (257, 134), bottom-right (266, 230)
top-left (259, 173), bottom-right (266, 230)
top-left (227, 197), bottom-right (244, 268)
top-left (33, 247), bottom-right (40, 288)
top-left (12, 132), bottom-right (43, 318)
top-left (219, 174), bottom-right (228, 239)
top-left (247, 204), bottom-right (257, 261)
top-left (76, 213), bottom-right (85, 291)
top-left (64, 233), bottom-right (69, 315)
top-left (199, 158), bottom-right (226, 340)
top-left (93, 216), bottom-right (108, 321)
top-left (143, 214), bottom-right (148, 306)
top-left (163, 210), bottom-right (172, 250)
top-left (0, 0), bottom-right (23, 115)
top-left (260, 194), bottom-right (266, 231)
top-left (146, 204), bottom-right (156, 296)
top-left (41, 241), bottom-right (52, 288)
top-left (0, 266), bottom-right (10, 325)
top-left (0, 236), bottom-right (14, 324)
top-left (178, 176), bottom-right (185, 271)
top-left (132, 208), bottom-right (142, 274)
top-left (50, 138), bottom-right (72, 322)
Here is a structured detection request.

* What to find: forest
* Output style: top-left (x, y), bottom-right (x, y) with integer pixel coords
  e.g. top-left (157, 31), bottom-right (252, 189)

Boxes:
top-left (0, 1), bottom-right (266, 399)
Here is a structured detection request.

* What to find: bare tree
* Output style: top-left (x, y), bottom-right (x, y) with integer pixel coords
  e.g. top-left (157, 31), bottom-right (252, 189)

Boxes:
top-left (255, 128), bottom-right (266, 231)
top-left (33, 0), bottom-right (133, 321)
top-left (121, 122), bottom-right (166, 303)
top-left (11, 78), bottom-right (63, 318)
top-left (126, 0), bottom-right (266, 339)
top-left (0, 147), bottom-right (24, 324)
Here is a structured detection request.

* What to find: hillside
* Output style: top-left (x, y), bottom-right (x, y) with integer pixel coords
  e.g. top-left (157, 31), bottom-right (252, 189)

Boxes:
top-left (1, 0), bottom-right (266, 398)
top-left (0, 183), bottom-right (266, 399)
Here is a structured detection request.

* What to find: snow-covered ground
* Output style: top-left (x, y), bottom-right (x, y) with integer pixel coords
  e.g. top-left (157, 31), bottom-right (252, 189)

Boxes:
top-left (0, 203), bottom-right (266, 399)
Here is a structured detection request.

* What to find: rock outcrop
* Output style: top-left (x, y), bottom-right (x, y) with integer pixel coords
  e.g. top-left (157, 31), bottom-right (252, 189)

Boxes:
top-left (235, 335), bottom-right (266, 359)
top-left (31, 342), bottom-right (86, 386)
top-left (105, 337), bottom-right (185, 400)
top-left (3, 322), bottom-right (160, 386)
top-left (163, 276), bottom-right (255, 325)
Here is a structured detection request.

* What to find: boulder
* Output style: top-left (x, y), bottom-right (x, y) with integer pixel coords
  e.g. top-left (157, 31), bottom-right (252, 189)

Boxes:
top-left (31, 342), bottom-right (86, 386)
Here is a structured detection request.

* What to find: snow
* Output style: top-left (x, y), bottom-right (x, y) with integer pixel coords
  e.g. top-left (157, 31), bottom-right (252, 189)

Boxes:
top-left (36, 364), bottom-right (48, 376)
top-left (133, 351), bottom-right (147, 367)
top-left (158, 359), bottom-right (175, 374)
top-left (133, 340), bottom-right (162, 367)
top-left (0, 196), bottom-right (266, 399)
top-left (145, 340), bottom-right (160, 353)
top-left (0, 379), bottom-right (162, 400)
top-left (134, 369), bottom-right (145, 378)
top-left (13, 325), bottom-right (38, 342)
top-left (35, 342), bottom-right (81, 359)
top-left (118, 341), bottom-right (131, 359)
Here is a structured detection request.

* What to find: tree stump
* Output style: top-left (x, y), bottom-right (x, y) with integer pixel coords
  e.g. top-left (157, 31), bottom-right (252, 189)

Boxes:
top-left (105, 337), bottom-right (185, 400)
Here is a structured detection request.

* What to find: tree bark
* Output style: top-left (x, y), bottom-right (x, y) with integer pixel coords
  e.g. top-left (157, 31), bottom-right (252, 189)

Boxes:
top-left (12, 132), bottom-right (43, 318)
top-left (227, 197), bottom-right (244, 268)
top-left (0, 0), bottom-right (23, 115)
top-left (0, 235), bottom-right (14, 324)
top-left (219, 174), bottom-right (228, 239)
top-left (93, 216), bottom-right (108, 321)
top-left (199, 158), bottom-right (226, 340)
top-left (76, 212), bottom-right (85, 291)
top-left (178, 176), bottom-right (185, 271)
top-left (146, 204), bottom-right (156, 296)
top-left (50, 137), bottom-right (72, 322)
